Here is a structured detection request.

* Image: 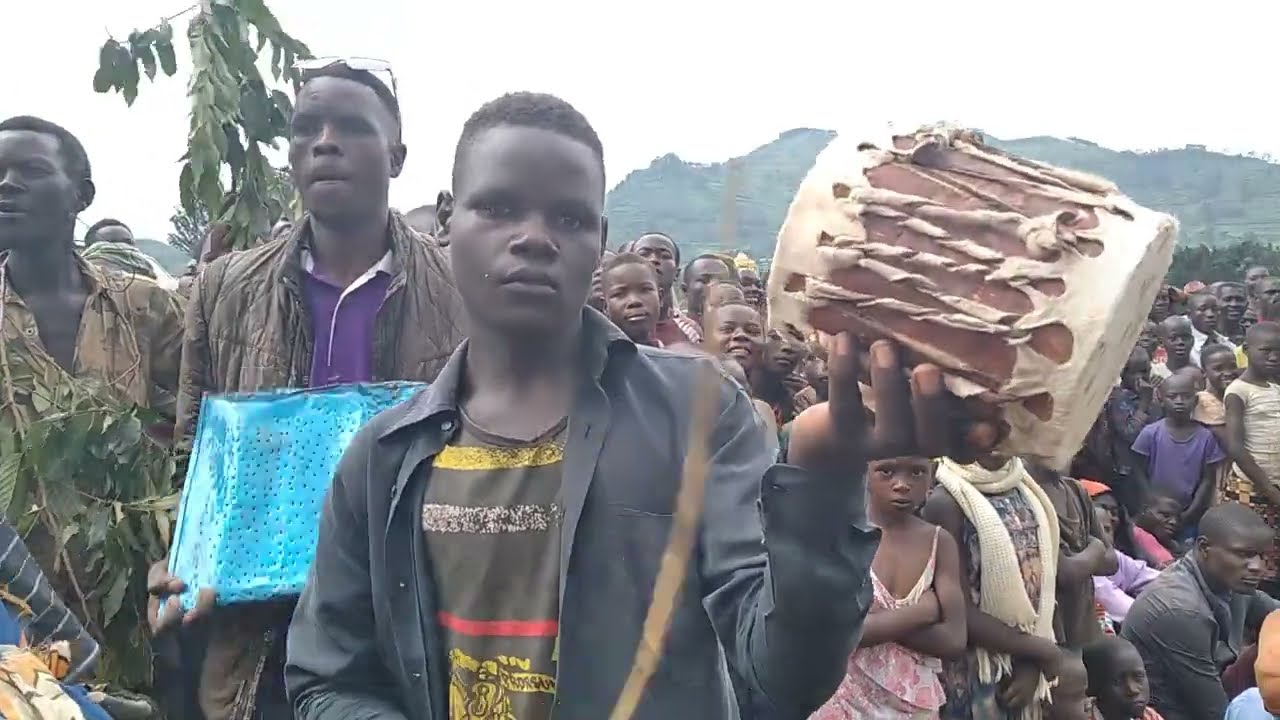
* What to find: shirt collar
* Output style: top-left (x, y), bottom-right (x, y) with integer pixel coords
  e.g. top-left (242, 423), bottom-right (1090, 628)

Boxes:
top-left (300, 249), bottom-right (395, 278)
top-left (379, 307), bottom-right (634, 440)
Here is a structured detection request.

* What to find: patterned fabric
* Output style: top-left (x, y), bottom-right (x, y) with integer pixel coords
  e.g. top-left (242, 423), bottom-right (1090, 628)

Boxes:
top-left (812, 529), bottom-right (944, 719)
top-left (0, 252), bottom-right (184, 419)
top-left (1193, 391), bottom-right (1226, 426)
top-left (424, 413), bottom-right (567, 720)
top-left (1221, 379), bottom-right (1280, 581)
top-left (0, 645), bottom-right (86, 719)
top-left (940, 489), bottom-right (1045, 720)
top-left (669, 305), bottom-right (702, 344)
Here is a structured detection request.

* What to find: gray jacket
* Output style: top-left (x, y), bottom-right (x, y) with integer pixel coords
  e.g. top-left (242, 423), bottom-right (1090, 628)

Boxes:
top-left (1122, 554), bottom-right (1280, 720)
top-left (284, 309), bottom-right (879, 720)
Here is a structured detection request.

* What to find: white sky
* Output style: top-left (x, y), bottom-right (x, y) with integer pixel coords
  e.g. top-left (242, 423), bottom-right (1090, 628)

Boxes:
top-left (3, 0), bottom-right (1278, 240)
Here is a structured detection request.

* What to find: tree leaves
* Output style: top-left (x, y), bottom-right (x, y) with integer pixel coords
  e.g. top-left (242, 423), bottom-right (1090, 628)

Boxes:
top-left (93, 1), bottom-right (310, 255)
top-left (0, 347), bottom-right (178, 690)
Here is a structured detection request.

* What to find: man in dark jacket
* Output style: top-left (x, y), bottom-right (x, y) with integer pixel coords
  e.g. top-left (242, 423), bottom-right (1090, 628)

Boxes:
top-left (1122, 502), bottom-right (1280, 720)
top-left (285, 91), bottom-right (990, 720)
top-left (148, 60), bottom-right (465, 720)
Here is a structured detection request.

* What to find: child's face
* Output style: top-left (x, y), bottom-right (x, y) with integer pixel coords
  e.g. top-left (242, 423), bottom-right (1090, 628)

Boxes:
top-left (763, 325), bottom-right (808, 376)
top-left (867, 457), bottom-right (931, 516)
top-left (604, 263), bottom-right (661, 343)
top-left (1094, 506), bottom-right (1116, 546)
top-left (1202, 350), bottom-right (1240, 393)
top-left (1245, 327), bottom-right (1280, 380)
top-left (1096, 644), bottom-right (1151, 719)
top-left (1160, 375), bottom-right (1198, 420)
top-left (1137, 322), bottom-right (1159, 354)
top-left (1162, 322), bottom-right (1194, 362)
top-left (1094, 493), bottom-right (1121, 531)
top-left (1140, 499), bottom-right (1182, 542)
top-left (710, 304), bottom-right (765, 372)
top-left (1120, 356), bottom-right (1152, 392)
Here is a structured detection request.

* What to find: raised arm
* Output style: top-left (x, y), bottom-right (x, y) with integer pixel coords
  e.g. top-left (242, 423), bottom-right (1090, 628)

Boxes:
top-left (700, 372), bottom-right (878, 717)
top-left (286, 427), bottom-right (408, 720)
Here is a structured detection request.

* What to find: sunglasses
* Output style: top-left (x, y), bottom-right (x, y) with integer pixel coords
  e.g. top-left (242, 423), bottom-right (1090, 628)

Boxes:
top-left (295, 56), bottom-right (399, 99)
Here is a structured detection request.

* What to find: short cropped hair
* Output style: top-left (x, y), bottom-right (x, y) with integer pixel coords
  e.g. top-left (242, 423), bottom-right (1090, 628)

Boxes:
top-left (1200, 502), bottom-right (1271, 545)
top-left (602, 252), bottom-right (653, 276)
top-left (681, 253), bottom-right (736, 284)
top-left (84, 218), bottom-right (130, 245)
top-left (298, 65), bottom-right (401, 139)
top-left (0, 115), bottom-right (91, 182)
top-left (452, 92), bottom-right (604, 189)
top-left (635, 232), bottom-right (680, 264)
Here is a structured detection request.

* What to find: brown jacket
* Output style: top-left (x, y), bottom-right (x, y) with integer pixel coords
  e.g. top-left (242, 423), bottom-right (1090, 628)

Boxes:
top-left (174, 211), bottom-right (466, 720)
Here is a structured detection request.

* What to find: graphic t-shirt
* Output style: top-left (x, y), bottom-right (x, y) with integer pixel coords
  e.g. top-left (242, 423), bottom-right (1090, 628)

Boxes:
top-left (423, 413), bottom-right (566, 720)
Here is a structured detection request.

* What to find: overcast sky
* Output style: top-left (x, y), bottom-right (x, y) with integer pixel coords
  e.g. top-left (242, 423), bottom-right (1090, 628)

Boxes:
top-left (4, 0), bottom-right (1278, 240)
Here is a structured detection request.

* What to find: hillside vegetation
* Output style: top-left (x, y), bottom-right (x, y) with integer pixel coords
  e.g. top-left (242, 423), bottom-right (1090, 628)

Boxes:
top-left (604, 129), bottom-right (1280, 263)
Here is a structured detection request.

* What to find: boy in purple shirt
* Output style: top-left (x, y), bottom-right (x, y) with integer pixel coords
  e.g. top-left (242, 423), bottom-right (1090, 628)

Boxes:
top-left (1131, 372), bottom-right (1225, 535)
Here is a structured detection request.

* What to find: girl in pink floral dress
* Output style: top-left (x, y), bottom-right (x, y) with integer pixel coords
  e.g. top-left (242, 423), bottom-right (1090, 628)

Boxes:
top-left (812, 457), bottom-right (967, 720)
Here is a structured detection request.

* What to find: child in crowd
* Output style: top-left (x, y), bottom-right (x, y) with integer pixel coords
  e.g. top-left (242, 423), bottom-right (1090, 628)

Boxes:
top-left (1137, 321), bottom-right (1163, 368)
top-left (703, 280), bottom-right (745, 318)
top-left (813, 456), bottom-right (965, 720)
top-left (1132, 492), bottom-right (1184, 564)
top-left (600, 253), bottom-right (661, 346)
top-left (1194, 343), bottom-right (1240, 432)
top-left (1131, 372), bottom-right (1224, 536)
top-left (707, 302), bottom-right (765, 377)
top-left (1081, 636), bottom-right (1163, 720)
top-left (1151, 316), bottom-right (1194, 381)
top-left (1100, 349), bottom-right (1158, 514)
top-left (1223, 321), bottom-right (1280, 593)
top-left (1080, 481), bottom-right (1167, 569)
top-left (1090, 505), bottom-right (1159, 628)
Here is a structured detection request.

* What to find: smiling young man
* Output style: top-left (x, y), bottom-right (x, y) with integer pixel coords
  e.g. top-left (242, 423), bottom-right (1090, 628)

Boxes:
top-left (1121, 503), bottom-right (1280, 720)
top-left (153, 62), bottom-right (465, 720)
top-left (285, 91), bottom-right (993, 720)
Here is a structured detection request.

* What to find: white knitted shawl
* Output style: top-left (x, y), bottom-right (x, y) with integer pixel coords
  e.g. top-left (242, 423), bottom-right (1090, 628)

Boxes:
top-left (934, 457), bottom-right (1060, 720)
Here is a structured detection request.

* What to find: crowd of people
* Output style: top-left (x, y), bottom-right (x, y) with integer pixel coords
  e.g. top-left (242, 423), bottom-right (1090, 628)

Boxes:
top-left (4, 57), bottom-right (1280, 720)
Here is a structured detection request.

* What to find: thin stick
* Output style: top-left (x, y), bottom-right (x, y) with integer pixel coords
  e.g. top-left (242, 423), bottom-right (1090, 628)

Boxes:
top-left (607, 161), bottom-right (744, 720)
top-left (607, 362), bottom-right (719, 720)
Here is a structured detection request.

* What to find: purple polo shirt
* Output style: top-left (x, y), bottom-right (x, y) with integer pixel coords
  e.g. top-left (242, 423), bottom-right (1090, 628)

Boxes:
top-left (301, 251), bottom-right (394, 387)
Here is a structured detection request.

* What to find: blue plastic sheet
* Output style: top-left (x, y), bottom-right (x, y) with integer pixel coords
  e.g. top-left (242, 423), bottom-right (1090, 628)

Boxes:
top-left (168, 382), bottom-right (426, 609)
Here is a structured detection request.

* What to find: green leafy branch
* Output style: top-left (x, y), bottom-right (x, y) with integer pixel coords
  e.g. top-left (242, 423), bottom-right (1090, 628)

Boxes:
top-left (92, 0), bottom-right (311, 250)
top-left (0, 349), bottom-right (178, 691)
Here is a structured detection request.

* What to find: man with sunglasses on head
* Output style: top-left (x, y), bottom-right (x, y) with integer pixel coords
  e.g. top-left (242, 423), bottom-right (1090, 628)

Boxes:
top-left (148, 58), bottom-right (466, 720)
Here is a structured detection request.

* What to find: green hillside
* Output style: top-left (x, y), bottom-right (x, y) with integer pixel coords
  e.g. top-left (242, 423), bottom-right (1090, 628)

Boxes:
top-left (604, 129), bottom-right (1280, 262)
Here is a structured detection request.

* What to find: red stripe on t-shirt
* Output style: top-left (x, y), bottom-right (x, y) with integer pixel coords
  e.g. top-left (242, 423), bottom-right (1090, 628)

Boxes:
top-left (437, 611), bottom-right (559, 638)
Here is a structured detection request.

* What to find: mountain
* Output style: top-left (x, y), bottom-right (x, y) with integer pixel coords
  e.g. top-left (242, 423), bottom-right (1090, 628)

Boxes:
top-left (135, 238), bottom-right (191, 275)
top-left (604, 129), bottom-right (1280, 264)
